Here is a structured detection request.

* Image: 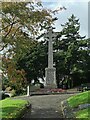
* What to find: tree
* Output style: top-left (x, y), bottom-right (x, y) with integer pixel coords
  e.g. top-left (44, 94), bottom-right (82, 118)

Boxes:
top-left (16, 40), bottom-right (48, 84)
top-left (1, 2), bottom-right (54, 93)
top-left (1, 2), bottom-right (53, 54)
top-left (53, 14), bottom-right (89, 88)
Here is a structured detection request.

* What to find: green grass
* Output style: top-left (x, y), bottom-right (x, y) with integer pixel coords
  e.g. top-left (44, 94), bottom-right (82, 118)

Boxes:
top-left (67, 91), bottom-right (90, 108)
top-left (75, 107), bottom-right (90, 119)
top-left (0, 98), bottom-right (28, 119)
top-left (67, 91), bottom-right (90, 119)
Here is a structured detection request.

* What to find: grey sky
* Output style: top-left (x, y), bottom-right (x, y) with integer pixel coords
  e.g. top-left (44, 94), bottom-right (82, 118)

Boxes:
top-left (42, 0), bottom-right (89, 38)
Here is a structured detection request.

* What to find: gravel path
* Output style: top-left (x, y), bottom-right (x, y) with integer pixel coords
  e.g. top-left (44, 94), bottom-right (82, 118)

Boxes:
top-left (17, 93), bottom-right (76, 119)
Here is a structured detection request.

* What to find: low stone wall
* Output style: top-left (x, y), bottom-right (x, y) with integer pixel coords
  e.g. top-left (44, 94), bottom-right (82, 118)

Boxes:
top-left (30, 85), bottom-right (41, 92)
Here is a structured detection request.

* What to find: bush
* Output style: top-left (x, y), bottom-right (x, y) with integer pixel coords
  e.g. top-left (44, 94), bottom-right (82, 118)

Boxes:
top-left (40, 83), bottom-right (44, 88)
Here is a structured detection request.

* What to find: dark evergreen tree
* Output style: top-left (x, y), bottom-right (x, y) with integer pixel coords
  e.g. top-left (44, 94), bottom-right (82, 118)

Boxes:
top-left (16, 40), bottom-right (48, 84)
top-left (53, 14), bottom-right (88, 88)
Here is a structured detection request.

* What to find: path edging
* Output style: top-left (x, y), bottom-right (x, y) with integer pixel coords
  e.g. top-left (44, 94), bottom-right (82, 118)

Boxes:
top-left (61, 100), bottom-right (75, 118)
top-left (18, 102), bottom-right (32, 120)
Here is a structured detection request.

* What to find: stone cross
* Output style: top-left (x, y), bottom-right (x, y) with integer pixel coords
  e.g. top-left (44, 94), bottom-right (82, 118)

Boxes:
top-left (45, 27), bottom-right (57, 88)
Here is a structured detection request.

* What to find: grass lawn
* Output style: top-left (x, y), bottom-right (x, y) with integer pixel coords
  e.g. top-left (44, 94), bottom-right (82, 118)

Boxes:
top-left (67, 91), bottom-right (90, 118)
top-left (67, 91), bottom-right (90, 107)
top-left (75, 107), bottom-right (90, 119)
top-left (0, 98), bottom-right (29, 119)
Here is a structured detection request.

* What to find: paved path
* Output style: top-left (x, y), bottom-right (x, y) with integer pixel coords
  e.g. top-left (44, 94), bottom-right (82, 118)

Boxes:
top-left (16, 93), bottom-right (76, 119)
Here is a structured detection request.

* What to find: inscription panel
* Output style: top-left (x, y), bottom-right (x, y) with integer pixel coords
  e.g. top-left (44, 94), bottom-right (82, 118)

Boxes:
top-left (45, 67), bottom-right (56, 88)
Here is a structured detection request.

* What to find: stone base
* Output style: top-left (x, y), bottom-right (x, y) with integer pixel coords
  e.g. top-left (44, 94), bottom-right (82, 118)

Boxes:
top-left (45, 67), bottom-right (57, 88)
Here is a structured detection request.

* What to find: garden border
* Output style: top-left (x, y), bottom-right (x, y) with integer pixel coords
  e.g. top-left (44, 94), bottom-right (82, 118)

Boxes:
top-left (61, 100), bottom-right (75, 118)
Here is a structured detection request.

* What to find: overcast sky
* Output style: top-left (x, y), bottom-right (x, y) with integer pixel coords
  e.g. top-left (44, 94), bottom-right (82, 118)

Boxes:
top-left (41, 0), bottom-right (90, 38)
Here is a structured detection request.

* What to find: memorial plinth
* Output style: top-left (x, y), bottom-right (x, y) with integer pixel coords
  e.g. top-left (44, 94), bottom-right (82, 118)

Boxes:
top-left (45, 27), bottom-right (57, 88)
top-left (45, 67), bottom-right (56, 88)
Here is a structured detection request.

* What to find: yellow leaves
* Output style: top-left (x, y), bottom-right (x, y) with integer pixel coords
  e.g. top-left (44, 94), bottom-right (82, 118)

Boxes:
top-left (2, 56), bottom-right (26, 84)
top-left (7, 65), bottom-right (14, 74)
top-left (2, 3), bottom-right (10, 9)
top-left (2, 1), bottom-right (54, 42)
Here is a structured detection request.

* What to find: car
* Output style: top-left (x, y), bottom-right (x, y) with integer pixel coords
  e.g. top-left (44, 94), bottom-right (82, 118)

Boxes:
top-left (77, 83), bottom-right (90, 92)
top-left (0, 91), bottom-right (11, 100)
